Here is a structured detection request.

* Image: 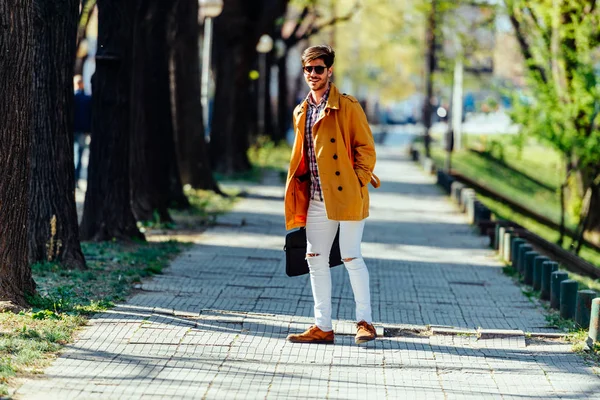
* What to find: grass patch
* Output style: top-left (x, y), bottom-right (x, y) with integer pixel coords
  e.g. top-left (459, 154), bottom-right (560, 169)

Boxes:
top-left (430, 141), bottom-right (573, 229)
top-left (168, 187), bottom-right (239, 229)
top-left (545, 312), bottom-right (600, 362)
top-left (501, 265), bottom-right (599, 361)
top-left (465, 134), bottom-right (562, 190)
top-left (215, 136), bottom-right (292, 184)
top-left (247, 136), bottom-right (292, 173)
top-left (416, 137), bottom-right (600, 270)
top-left (502, 265), bottom-right (519, 278)
top-left (0, 240), bottom-right (186, 394)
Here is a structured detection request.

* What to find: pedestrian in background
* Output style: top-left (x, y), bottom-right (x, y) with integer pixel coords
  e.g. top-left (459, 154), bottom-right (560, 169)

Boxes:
top-left (73, 75), bottom-right (92, 188)
top-left (284, 45), bottom-right (380, 345)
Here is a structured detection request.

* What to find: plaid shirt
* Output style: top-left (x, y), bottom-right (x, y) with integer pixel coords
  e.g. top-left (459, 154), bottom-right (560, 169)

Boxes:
top-left (304, 85), bottom-right (330, 201)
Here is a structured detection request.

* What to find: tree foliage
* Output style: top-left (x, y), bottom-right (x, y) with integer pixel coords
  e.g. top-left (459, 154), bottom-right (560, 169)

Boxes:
top-left (505, 0), bottom-right (600, 248)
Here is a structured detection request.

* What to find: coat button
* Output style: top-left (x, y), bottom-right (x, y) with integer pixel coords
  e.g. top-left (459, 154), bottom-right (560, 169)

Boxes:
top-left (333, 154), bottom-right (338, 160)
top-left (330, 138), bottom-right (335, 143)
top-left (335, 171), bottom-right (340, 176)
top-left (338, 186), bottom-right (343, 191)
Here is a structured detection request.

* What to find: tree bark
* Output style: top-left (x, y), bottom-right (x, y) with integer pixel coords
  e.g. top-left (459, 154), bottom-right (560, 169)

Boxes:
top-left (276, 49), bottom-right (290, 142)
top-left (29, 0), bottom-right (86, 270)
top-left (422, 0), bottom-right (437, 158)
top-left (210, 0), bottom-right (287, 175)
top-left (0, 1), bottom-right (37, 307)
top-left (585, 180), bottom-right (600, 245)
top-left (577, 169), bottom-right (600, 247)
top-left (263, 48), bottom-right (275, 139)
top-left (130, 0), bottom-right (186, 221)
top-left (168, 0), bottom-right (221, 192)
top-left (211, 34), bottom-right (252, 174)
top-left (80, 0), bottom-right (144, 242)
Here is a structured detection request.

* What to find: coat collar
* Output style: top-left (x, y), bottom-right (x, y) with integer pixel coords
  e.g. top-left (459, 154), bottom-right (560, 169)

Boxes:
top-left (296, 82), bottom-right (341, 118)
top-left (325, 83), bottom-right (340, 110)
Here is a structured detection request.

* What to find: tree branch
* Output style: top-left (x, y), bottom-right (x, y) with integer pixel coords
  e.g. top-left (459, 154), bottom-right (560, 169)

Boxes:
top-left (284, 6), bottom-right (310, 41)
top-left (76, 0), bottom-right (96, 50)
top-left (287, 2), bottom-right (359, 46)
top-left (522, 5), bottom-right (552, 49)
top-left (506, 5), bottom-right (548, 84)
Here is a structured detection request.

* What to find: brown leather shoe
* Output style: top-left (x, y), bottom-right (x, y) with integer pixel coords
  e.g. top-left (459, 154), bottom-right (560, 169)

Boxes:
top-left (287, 325), bottom-right (334, 344)
top-left (355, 320), bottom-right (377, 344)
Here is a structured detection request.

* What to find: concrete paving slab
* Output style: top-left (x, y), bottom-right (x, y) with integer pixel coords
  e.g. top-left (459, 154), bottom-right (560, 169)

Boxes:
top-left (16, 140), bottom-right (600, 399)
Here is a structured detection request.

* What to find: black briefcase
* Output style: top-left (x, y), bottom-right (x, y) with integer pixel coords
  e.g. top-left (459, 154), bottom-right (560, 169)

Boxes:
top-left (284, 227), bottom-right (342, 277)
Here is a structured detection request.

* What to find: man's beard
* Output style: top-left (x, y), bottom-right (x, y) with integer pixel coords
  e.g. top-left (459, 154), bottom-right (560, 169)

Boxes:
top-left (309, 78), bottom-right (328, 91)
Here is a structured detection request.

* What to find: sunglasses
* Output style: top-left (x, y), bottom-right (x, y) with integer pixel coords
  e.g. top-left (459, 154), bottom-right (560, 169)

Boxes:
top-left (303, 65), bottom-right (327, 75)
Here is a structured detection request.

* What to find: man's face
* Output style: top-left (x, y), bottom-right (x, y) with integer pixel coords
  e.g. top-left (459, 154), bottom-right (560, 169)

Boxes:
top-left (303, 59), bottom-right (330, 92)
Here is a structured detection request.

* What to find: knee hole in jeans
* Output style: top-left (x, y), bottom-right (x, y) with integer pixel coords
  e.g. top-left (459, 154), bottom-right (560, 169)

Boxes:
top-left (342, 257), bottom-right (365, 270)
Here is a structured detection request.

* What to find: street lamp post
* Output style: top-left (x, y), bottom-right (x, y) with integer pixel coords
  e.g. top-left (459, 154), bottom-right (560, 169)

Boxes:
top-left (256, 34), bottom-right (273, 135)
top-left (199, 0), bottom-right (223, 140)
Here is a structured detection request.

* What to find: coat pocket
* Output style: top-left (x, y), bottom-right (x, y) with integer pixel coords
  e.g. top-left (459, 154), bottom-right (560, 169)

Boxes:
top-left (294, 178), bottom-right (310, 215)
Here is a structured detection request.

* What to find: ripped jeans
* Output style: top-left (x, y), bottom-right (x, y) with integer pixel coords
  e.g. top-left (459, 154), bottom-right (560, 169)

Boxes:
top-left (306, 199), bottom-right (372, 332)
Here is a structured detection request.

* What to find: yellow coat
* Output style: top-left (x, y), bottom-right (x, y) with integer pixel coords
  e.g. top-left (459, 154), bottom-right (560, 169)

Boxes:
top-left (284, 83), bottom-right (379, 230)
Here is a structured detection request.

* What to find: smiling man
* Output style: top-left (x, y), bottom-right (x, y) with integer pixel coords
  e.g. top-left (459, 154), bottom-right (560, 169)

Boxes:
top-left (284, 45), bottom-right (380, 345)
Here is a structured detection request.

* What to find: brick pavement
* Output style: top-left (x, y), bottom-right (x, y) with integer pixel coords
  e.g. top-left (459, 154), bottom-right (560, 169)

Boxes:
top-left (16, 144), bottom-right (600, 399)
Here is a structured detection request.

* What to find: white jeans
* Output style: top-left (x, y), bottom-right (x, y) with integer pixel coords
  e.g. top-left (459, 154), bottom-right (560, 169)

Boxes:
top-left (305, 199), bottom-right (372, 332)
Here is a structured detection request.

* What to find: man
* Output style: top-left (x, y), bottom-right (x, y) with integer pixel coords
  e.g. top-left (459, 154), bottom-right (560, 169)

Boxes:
top-left (284, 45), bottom-right (380, 345)
top-left (73, 75), bottom-right (92, 188)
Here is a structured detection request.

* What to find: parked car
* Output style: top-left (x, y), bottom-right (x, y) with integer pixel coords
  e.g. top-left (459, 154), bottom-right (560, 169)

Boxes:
top-left (383, 95), bottom-right (422, 125)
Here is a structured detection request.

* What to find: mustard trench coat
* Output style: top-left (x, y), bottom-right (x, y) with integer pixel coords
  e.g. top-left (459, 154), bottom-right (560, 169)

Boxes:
top-left (284, 83), bottom-right (380, 230)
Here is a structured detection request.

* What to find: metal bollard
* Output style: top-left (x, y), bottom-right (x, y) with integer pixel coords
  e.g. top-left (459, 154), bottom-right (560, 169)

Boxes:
top-left (587, 298), bottom-right (600, 347)
top-left (517, 244), bottom-right (533, 275)
top-left (497, 226), bottom-right (506, 254)
top-left (451, 181), bottom-right (465, 205)
top-left (523, 251), bottom-right (538, 285)
top-left (503, 232), bottom-right (513, 263)
top-left (551, 271), bottom-right (569, 309)
top-left (533, 256), bottom-right (549, 291)
top-left (540, 261), bottom-right (559, 301)
top-left (461, 189), bottom-right (475, 213)
top-left (575, 290), bottom-right (597, 329)
top-left (511, 238), bottom-right (524, 269)
top-left (560, 280), bottom-right (578, 320)
top-left (476, 204), bottom-right (492, 222)
top-left (467, 199), bottom-right (476, 224)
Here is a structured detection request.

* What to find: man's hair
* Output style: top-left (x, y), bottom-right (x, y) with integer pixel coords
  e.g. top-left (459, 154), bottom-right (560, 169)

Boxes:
top-left (301, 45), bottom-right (335, 67)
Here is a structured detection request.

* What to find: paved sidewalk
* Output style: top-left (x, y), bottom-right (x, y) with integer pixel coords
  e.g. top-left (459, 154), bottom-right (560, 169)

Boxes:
top-left (17, 144), bottom-right (600, 399)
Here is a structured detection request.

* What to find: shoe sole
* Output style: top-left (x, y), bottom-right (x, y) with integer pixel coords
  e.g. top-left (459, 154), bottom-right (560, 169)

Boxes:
top-left (287, 339), bottom-right (334, 344)
top-left (355, 337), bottom-right (376, 344)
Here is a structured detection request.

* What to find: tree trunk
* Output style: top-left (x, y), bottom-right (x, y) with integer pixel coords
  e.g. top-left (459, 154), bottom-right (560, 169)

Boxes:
top-left (80, 0), bottom-right (144, 242)
top-left (586, 182), bottom-right (600, 245)
top-left (29, 0), bottom-right (86, 270)
top-left (422, 0), bottom-right (437, 158)
top-left (276, 49), bottom-right (290, 143)
top-left (578, 166), bottom-right (600, 247)
top-left (558, 159), bottom-right (572, 247)
top-left (574, 185), bottom-right (593, 254)
top-left (559, 179), bottom-right (567, 247)
top-left (130, 0), bottom-right (185, 221)
top-left (0, 1), bottom-right (36, 307)
top-left (211, 30), bottom-right (253, 174)
top-left (210, 0), bottom-right (287, 175)
top-left (168, 0), bottom-right (221, 192)
top-left (263, 48), bottom-right (275, 139)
